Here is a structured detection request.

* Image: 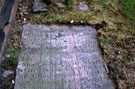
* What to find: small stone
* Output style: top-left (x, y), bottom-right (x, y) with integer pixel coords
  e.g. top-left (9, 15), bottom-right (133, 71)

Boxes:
top-left (2, 70), bottom-right (13, 78)
top-left (79, 4), bottom-right (89, 11)
top-left (24, 12), bottom-right (28, 15)
top-left (20, 12), bottom-right (23, 16)
top-left (24, 18), bottom-right (26, 21)
top-left (70, 20), bottom-right (74, 24)
top-left (19, 3), bottom-right (23, 7)
top-left (23, 18), bottom-right (26, 24)
top-left (6, 54), bottom-right (10, 58)
top-left (12, 80), bottom-right (15, 84)
top-left (81, 21), bottom-right (83, 23)
top-left (55, 2), bottom-right (66, 8)
top-left (32, 1), bottom-right (48, 12)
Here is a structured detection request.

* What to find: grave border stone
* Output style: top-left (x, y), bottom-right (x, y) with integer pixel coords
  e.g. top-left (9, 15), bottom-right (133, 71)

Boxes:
top-left (0, 0), bottom-right (19, 59)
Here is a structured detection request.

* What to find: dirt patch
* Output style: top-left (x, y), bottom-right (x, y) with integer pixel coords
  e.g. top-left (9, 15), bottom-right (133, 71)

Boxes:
top-left (98, 22), bottom-right (135, 89)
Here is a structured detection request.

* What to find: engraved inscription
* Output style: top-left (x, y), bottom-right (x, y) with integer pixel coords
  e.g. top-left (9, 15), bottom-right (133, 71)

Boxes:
top-left (14, 25), bottom-right (114, 89)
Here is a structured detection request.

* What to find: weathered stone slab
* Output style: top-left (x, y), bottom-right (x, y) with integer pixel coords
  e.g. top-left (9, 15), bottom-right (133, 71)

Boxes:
top-left (0, 0), bottom-right (5, 12)
top-left (14, 24), bottom-right (114, 89)
top-left (0, 0), bottom-right (14, 28)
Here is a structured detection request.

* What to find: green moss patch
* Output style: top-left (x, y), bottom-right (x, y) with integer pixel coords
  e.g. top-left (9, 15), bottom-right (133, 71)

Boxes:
top-left (4, 48), bottom-right (20, 65)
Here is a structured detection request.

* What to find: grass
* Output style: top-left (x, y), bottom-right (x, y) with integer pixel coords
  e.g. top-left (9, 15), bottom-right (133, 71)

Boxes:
top-left (4, 48), bottom-right (20, 64)
top-left (120, 0), bottom-right (135, 20)
top-left (29, 11), bottom-right (103, 25)
top-left (67, 0), bottom-right (73, 9)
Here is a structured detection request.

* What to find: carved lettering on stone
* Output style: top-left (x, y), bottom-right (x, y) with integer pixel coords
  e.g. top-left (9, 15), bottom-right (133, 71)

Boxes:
top-left (14, 24), bottom-right (114, 89)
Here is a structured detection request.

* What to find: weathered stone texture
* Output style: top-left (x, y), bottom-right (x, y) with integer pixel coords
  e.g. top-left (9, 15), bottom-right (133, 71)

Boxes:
top-left (0, 0), bottom-right (5, 12)
top-left (14, 24), bottom-right (114, 89)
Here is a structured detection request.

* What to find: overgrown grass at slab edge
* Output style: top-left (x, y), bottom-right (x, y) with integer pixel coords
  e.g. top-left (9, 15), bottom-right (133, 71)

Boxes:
top-left (29, 11), bottom-right (103, 24)
top-left (4, 48), bottom-right (20, 64)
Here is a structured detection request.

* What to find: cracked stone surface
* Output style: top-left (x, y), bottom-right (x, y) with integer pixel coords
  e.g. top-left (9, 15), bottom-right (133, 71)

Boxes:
top-left (14, 24), bottom-right (114, 89)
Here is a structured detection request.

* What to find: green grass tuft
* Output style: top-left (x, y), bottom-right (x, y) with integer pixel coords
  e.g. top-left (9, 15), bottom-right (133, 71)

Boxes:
top-left (67, 0), bottom-right (73, 9)
top-left (120, 0), bottom-right (135, 20)
top-left (4, 48), bottom-right (20, 64)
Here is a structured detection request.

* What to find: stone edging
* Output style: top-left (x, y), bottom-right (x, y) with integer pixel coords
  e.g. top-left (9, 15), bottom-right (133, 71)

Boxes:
top-left (0, 0), bottom-right (19, 60)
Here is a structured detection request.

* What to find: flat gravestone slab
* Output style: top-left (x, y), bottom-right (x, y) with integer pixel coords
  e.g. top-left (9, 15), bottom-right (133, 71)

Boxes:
top-left (14, 24), bottom-right (114, 89)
